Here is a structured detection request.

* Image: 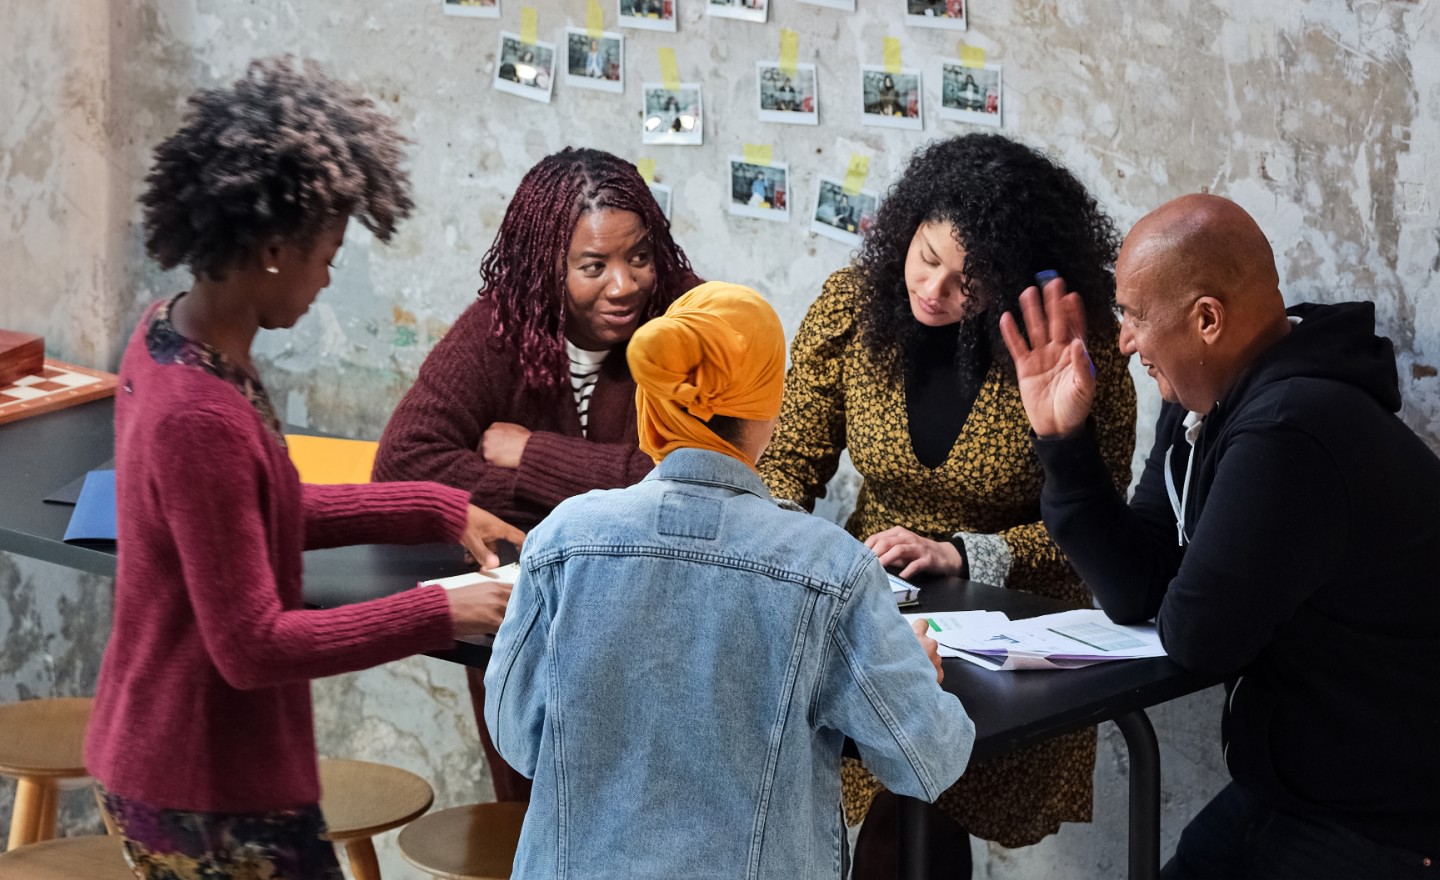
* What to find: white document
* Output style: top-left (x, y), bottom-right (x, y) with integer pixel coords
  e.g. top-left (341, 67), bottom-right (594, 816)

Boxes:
top-left (902, 611), bottom-right (1010, 659)
top-left (421, 563), bottom-right (521, 646)
top-left (907, 608), bottom-right (1166, 672)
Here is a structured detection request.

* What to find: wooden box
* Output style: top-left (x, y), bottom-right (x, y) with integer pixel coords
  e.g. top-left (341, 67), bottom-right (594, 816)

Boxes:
top-left (0, 330), bottom-right (44, 385)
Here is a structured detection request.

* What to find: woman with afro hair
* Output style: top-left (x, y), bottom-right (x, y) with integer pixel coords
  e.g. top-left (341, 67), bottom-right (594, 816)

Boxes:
top-left (756, 133), bottom-right (1137, 877)
top-left (373, 147), bottom-right (701, 803)
top-left (84, 57), bottom-right (526, 879)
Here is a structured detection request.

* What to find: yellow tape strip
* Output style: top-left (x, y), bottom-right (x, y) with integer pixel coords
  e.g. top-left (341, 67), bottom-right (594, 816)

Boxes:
top-left (587, 0), bottom-right (604, 39)
top-left (842, 154), bottom-right (869, 196)
top-left (743, 144), bottom-right (774, 167)
top-left (636, 158), bottom-right (656, 184)
top-left (520, 6), bottom-right (538, 44)
top-left (779, 29), bottom-right (799, 76)
top-left (658, 47), bottom-right (681, 90)
top-left (883, 37), bottom-right (902, 73)
top-left (960, 44), bottom-right (986, 68)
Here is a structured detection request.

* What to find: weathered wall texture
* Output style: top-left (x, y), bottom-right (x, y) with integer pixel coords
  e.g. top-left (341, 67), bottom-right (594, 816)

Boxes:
top-left (2, 0), bottom-right (1436, 877)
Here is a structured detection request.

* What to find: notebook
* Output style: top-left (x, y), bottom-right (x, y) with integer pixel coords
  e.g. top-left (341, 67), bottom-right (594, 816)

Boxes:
top-left (62, 469), bottom-right (117, 544)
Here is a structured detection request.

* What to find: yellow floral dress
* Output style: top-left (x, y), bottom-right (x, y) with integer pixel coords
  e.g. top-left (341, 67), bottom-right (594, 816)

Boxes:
top-left (757, 268), bottom-right (1136, 848)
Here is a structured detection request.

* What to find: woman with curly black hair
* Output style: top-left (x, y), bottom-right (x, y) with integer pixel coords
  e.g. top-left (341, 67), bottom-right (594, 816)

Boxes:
top-left (84, 57), bottom-right (525, 879)
top-left (757, 133), bottom-right (1137, 877)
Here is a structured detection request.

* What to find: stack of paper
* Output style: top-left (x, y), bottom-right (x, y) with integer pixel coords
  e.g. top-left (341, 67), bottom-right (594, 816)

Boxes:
top-left (421, 563), bottom-right (522, 646)
top-left (904, 608), bottom-right (1166, 671)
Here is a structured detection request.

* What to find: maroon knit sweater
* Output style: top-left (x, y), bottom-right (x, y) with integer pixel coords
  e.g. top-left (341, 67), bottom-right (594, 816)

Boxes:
top-left (85, 306), bottom-right (469, 812)
top-left (374, 298), bottom-right (655, 530)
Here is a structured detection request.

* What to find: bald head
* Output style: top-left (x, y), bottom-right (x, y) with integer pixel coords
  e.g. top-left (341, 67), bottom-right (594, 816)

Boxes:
top-left (1115, 195), bottom-right (1291, 413)
top-left (1120, 194), bottom-right (1281, 312)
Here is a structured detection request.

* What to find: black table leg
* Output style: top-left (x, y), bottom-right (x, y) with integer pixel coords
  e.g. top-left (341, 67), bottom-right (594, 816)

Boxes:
top-left (1114, 710), bottom-right (1160, 880)
top-left (897, 795), bottom-right (928, 880)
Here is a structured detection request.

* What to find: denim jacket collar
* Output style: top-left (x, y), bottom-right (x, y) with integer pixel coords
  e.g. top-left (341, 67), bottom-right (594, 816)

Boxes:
top-left (646, 447), bottom-right (774, 501)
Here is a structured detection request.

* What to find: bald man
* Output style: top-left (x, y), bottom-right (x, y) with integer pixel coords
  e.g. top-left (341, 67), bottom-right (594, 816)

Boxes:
top-left (1001, 194), bottom-right (1438, 878)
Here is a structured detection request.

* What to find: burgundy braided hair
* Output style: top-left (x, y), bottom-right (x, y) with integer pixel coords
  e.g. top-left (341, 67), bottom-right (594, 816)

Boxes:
top-left (480, 147), bottom-right (699, 390)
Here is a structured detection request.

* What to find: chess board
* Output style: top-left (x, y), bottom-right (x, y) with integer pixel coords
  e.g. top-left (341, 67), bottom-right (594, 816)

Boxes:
top-left (0, 359), bottom-right (118, 425)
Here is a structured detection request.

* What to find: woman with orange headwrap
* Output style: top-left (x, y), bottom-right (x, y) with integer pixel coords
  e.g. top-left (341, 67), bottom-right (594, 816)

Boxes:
top-left (484, 283), bottom-right (970, 879)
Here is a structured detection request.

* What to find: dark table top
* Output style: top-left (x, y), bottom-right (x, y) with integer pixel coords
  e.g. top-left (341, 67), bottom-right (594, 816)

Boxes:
top-left (0, 399), bottom-right (1214, 754)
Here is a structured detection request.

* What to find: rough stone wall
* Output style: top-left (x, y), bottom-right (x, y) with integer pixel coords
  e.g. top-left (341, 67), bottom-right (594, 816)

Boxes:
top-left (2, 0), bottom-right (1436, 877)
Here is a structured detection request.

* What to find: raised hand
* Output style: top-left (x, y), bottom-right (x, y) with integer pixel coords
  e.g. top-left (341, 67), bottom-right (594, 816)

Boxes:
top-left (998, 276), bottom-right (1097, 439)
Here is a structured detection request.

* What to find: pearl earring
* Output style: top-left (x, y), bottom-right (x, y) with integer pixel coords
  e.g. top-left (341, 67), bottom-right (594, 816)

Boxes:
top-left (266, 266), bottom-right (279, 274)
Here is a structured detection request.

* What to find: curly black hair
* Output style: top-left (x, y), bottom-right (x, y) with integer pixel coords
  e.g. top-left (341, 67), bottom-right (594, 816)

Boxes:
top-left (855, 133), bottom-right (1121, 377)
top-left (140, 56), bottom-right (414, 280)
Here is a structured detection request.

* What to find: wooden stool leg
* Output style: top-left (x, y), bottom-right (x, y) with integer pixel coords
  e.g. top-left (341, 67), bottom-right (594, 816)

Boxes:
top-left (340, 836), bottom-right (382, 880)
top-left (34, 781), bottom-right (58, 841)
top-left (8, 776), bottom-right (45, 850)
top-left (94, 786), bottom-right (121, 836)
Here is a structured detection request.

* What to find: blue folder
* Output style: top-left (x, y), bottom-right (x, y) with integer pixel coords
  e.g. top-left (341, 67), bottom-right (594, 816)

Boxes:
top-left (62, 470), bottom-right (117, 544)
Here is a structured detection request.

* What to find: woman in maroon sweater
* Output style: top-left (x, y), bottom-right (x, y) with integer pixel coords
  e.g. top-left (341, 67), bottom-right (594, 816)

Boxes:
top-left (373, 147), bottom-right (701, 800)
top-left (84, 57), bottom-right (525, 879)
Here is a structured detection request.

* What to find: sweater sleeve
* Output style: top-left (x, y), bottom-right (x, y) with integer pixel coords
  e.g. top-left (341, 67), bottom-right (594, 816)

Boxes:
top-left (302, 481), bottom-right (470, 550)
top-left (756, 271), bottom-right (857, 509)
top-left (958, 324), bottom-right (1137, 605)
top-left (372, 300), bottom-right (531, 523)
top-left (164, 408), bottom-right (456, 691)
top-left (511, 431), bottom-right (655, 510)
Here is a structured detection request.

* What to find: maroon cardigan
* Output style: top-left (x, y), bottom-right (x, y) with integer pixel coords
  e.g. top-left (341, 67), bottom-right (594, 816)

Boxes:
top-left (86, 303), bottom-right (466, 812)
top-left (374, 298), bottom-right (656, 530)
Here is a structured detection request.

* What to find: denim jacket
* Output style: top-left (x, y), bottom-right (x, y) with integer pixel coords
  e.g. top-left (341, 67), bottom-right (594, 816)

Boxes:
top-left (485, 448), bottom-right (974, 880)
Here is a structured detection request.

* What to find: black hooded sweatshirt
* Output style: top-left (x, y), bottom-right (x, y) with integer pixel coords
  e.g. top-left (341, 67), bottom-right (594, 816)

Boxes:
top-left (1034, 301), bottom-right (1440, 857)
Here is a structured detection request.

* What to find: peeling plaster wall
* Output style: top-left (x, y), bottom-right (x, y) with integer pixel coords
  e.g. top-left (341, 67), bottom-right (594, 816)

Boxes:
top-left (3, 1), bottom-right (1437, 877)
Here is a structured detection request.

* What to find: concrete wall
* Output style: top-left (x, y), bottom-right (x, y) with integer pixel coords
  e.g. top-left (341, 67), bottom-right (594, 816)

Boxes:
top-left (3, 0), bottom-right (1436, 877)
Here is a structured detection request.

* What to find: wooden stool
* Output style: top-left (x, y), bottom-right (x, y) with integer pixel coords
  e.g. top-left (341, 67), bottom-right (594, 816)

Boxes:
top-left (0, 834), bottom-right (133, 878)
top-left (397, 802), bottom-right (525, 880)
top-left (318, 758), bottom-right (433, 880)
top-left (0, 698), bottom-right (93, 850)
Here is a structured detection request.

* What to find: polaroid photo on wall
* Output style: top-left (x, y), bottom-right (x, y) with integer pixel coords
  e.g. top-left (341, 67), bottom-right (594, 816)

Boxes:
top-left (940, 61), bottom-right (1001, 126)
top-left (757, 62), bottom-right (819, 125)
top-left (565, 29), bottom-right (625, 93)
top-left (619, 0), bottom-right (678, 32)
top-left (649, 182), bottom-right (674, 219)
top-left (444, 0), bottom-right (500, 18)
top-left (707, 0), bottom-right (768, 23)
top-left (905, 0), bottom-right (966, 30)
top-left (493, 32), bottom-right (556, 103)
top-left (798, 0), bottom-right (855, 8)
top-left (860, 66), bottom-right (923, 130)
top-left (642, 83), bottom-right (704, 145)
top-left (728, 157), bottom-right (790, 223)
top-left (811, 177), bottom-right (878, 247)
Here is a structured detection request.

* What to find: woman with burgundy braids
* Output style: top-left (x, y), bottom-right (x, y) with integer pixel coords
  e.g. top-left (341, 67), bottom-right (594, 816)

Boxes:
top-left (373, 146), bottom-right (701, 802)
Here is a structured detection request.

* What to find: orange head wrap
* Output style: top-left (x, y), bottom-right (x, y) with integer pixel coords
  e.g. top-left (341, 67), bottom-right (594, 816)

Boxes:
top-left (627, 282), bottom-right (786, 466)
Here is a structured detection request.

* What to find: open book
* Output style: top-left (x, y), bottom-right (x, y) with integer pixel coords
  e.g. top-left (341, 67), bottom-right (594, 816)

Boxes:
top-left (421, 563), bottom-right (522, 646)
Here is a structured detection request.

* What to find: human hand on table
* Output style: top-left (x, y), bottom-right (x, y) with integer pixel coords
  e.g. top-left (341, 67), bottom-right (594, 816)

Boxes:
top-left (865, 526), bottom-right (963, 579)
top-left (447, 580), bottom-right (512, 635)
top-left (998, 276), bottom-right (1096, 439)
top-left (911, 619), bottom-right (944, 684)
top-left (459, 504), bottom-right (526, 570)
top-left (480, 422), bottom-right (532, 468)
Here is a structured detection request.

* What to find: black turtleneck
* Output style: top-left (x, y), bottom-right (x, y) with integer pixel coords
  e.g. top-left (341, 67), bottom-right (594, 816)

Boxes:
top-left (904, 321), bottom-right (991, 469)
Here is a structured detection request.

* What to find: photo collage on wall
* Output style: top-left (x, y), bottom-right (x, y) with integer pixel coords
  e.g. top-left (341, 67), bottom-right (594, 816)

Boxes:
top-left (444, 0), bottom-right (1002, 234)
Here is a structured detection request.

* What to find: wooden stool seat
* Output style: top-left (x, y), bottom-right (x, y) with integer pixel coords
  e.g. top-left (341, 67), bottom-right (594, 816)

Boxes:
top-left (398, 802), bottom-right (526, 880)
top-left (318, 758), bottom-right (434, 880)
top-left (0, 697), bottom-right (94, 851)
top-left (0, 834), bottom-right (133, 878)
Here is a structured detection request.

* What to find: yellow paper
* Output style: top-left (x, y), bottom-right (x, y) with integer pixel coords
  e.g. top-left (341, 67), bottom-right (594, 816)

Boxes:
top-left (842, 154), bottom-right (870, 196)
top-left (779, 29), bottom-right (799, 76)
top-left (960, 44), bottom-right (987, 68)
top-left (636, 158), bottom-right (656, 184)
top-left (284, 435), bottom-right (379, 485)
top-left (520, 6), bottom-right (538, 44)
top-left (658, 47), bottom-right (681, 90)
top-left (743, 144), bottom-right (774, 167)
top-left (883, 37), bottom-right (902, 73)
top-left (587, 0), bottom-right (604, 38)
